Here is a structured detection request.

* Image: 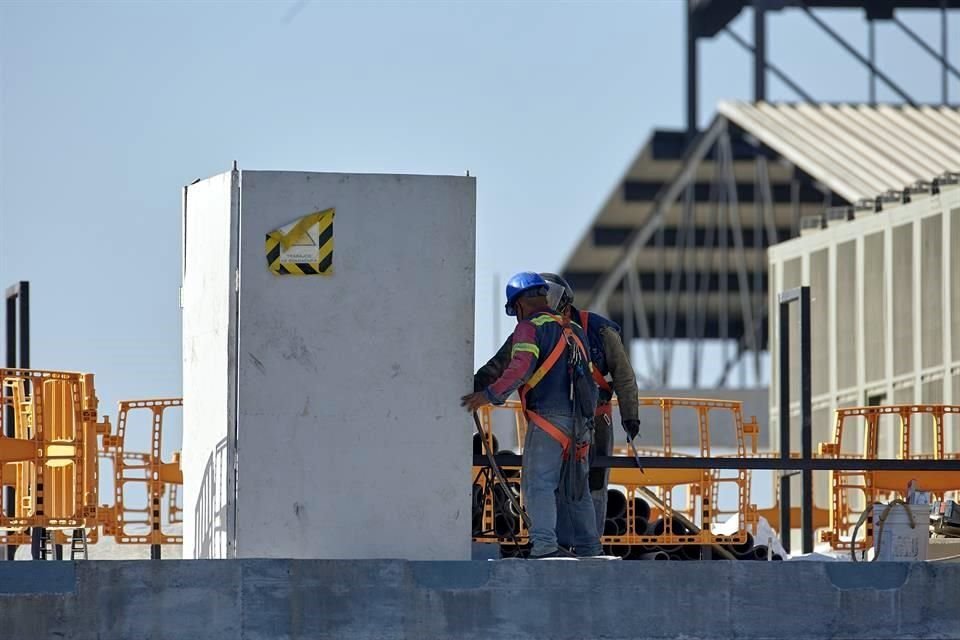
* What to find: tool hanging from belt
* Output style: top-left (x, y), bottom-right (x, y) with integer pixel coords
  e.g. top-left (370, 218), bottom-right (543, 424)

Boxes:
top-left (519, 318), bottom-right (591, 462)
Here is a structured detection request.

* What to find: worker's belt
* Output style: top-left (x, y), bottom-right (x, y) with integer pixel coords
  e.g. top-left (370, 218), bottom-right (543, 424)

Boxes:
top-left (519, 313), bottom-right (591, 462)
top-left (525, 409), bottom-right (590, 462)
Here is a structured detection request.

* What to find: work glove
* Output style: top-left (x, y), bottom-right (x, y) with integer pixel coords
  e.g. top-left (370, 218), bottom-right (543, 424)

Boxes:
top-left (622, 419), bottom-right (640, 441)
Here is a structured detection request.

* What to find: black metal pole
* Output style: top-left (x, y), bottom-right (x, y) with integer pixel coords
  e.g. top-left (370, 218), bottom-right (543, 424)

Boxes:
top-left (686, 0), bottom-right (698, 139)
top-left (11, 282), bottom-right (43, 561)
top-left (800, 287), bottom-right (813, 554)
top-left (483, 455), bottom-right (960, 472)
top-left (151, 544), bottom-right (162, 560)
top-left (10, 282), bottom-right (44, 561)
top-left (753, 0), bottom-right (766, 102)
top-left (944, 2), bottom-right (949, 105)
top-left (17, 283), bottom-right (28, 372)
top-left (3, 292), bottom-right (13, 372)
top-left (3, 289), bottom-right (16, 560)
top-left (778, 298), bottom-right (791, 554)
top-left (868, 18), bottom-right (876, 105)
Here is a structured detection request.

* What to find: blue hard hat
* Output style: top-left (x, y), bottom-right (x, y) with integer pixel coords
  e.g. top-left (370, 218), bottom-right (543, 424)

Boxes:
top-left (504, 272), bottom-right (547, 316)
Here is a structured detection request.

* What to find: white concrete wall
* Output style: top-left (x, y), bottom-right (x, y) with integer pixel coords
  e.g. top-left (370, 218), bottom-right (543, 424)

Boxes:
top-left (233, 171), bottom-right (475, 560)
top-left (181, 170), bottom-right (239, 559)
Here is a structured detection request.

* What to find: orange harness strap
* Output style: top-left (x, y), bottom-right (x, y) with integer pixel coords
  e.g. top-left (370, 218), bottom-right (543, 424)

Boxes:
top-left (525, 324), bottom-right (569, 390)
top-left (520, 318), bottom-right (590, 462)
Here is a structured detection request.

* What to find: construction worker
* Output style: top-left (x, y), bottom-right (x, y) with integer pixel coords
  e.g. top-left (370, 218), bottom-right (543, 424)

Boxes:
top-left (462, 272), bottom-right (602, 559)
top-left (477, 273), bottom-right (641, 537)
top-left (540, 273), bottom-right (641, 536)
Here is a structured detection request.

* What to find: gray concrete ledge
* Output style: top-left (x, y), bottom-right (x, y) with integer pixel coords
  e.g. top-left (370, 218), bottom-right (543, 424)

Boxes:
top-left (0, 559), bottom-right (958, 639)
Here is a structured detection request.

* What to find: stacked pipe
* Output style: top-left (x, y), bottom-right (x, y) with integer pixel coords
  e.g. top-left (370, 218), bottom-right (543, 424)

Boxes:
top-left (599, 489), bottom-right (782, 561)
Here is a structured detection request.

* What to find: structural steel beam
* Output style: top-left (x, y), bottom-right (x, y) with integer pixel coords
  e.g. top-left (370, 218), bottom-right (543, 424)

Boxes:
top-left (723, 28), bottom-right (817, 102)
top-left (892, 14), bottom-right (960, 84)
top-left (591, 117), bottom-right (728, 315)
top-left (476, 455), bottom-right (960, 472)
top-left (800, 4), bottom-right (917, 106)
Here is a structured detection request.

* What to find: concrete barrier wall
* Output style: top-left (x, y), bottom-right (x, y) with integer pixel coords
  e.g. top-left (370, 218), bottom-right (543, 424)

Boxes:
top-left (1, 559), bottom-right (959, 639)
top-left (182, 170), bottom-right (476, 561)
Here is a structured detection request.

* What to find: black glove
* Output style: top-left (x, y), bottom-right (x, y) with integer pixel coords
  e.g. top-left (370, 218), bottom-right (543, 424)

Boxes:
top-left (622, 419), bottom-right (640, 441)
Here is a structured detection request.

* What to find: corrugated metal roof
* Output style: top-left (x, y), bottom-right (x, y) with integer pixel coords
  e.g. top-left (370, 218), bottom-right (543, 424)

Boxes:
top-left (717, 101), bottom-right (960, 203)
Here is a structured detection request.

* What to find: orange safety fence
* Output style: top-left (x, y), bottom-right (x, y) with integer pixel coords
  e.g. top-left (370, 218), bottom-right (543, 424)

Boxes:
top-left (0, 369), bottom-right (110, 544)
top-left (821, 404), bottom-right (960, 551)
top-left (473, 396), bottom-right (760, 548)
top-left (100, 399), bottom-right (183, 546)
top-left (0, 369), bottom-right (184, 552)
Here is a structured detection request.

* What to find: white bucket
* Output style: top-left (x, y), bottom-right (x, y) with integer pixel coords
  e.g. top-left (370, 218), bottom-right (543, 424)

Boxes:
top-left (872, 502), bottom-right (930, 561)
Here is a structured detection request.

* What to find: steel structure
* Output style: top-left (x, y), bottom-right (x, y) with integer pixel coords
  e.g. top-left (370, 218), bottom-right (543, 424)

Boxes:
top-left (561, 1), bottom-right (960, 389)
top-left (686, 1), bottom-right (959, 135)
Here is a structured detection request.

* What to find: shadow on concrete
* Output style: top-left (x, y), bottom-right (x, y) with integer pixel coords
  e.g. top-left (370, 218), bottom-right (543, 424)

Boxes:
top-left (194, 437), bottom-right (228, 558)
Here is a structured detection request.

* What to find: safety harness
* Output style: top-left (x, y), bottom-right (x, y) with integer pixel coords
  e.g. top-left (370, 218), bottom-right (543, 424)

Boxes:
top-left (518, 313), bottom-right (591, 462)
top-left (579, 310), bottom-right (613, 419)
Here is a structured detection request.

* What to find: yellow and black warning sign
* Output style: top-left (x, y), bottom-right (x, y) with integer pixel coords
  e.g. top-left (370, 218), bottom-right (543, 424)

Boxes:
top-left (265, 208), bottom-right (334, 275)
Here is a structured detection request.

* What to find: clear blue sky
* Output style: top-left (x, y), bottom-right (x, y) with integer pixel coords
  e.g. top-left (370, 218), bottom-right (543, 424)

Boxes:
top-left (0, 1), bottom-right (955, 451)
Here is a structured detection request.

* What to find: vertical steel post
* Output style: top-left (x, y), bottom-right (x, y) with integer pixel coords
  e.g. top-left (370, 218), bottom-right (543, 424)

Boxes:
top-left (16, 283), bottom-right (46, 560)
top-left (753, 0), bottom-right (767, 102)
top-left (151, 544), bottom-right (162, 560)
top-left (943, 2), bottom-right (949, 105)
top-left (868, 18), bottom-right (876, 105)
top-left (800, 287), bottom-right (813, 554)
top-left (778, 296), bottom-right (791, 553)
top-left (17, 283), bottom-right (28, 372)
top-left (686, 0), bottom-right (698, 138)
top-left (4, 293), bottom-right (14, 373)
top-left (3, 290), bottom-right (15, 560)
top-left (4, 283), bottom-right (32, 558)
top-left (719, 136), bottom-right (730, 385)
top-left (655, 213), bottom-right (665, 385)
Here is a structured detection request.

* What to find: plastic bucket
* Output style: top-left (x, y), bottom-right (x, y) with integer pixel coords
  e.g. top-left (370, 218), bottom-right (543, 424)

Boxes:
top-left (872, 502), bottom-right (929, 562)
